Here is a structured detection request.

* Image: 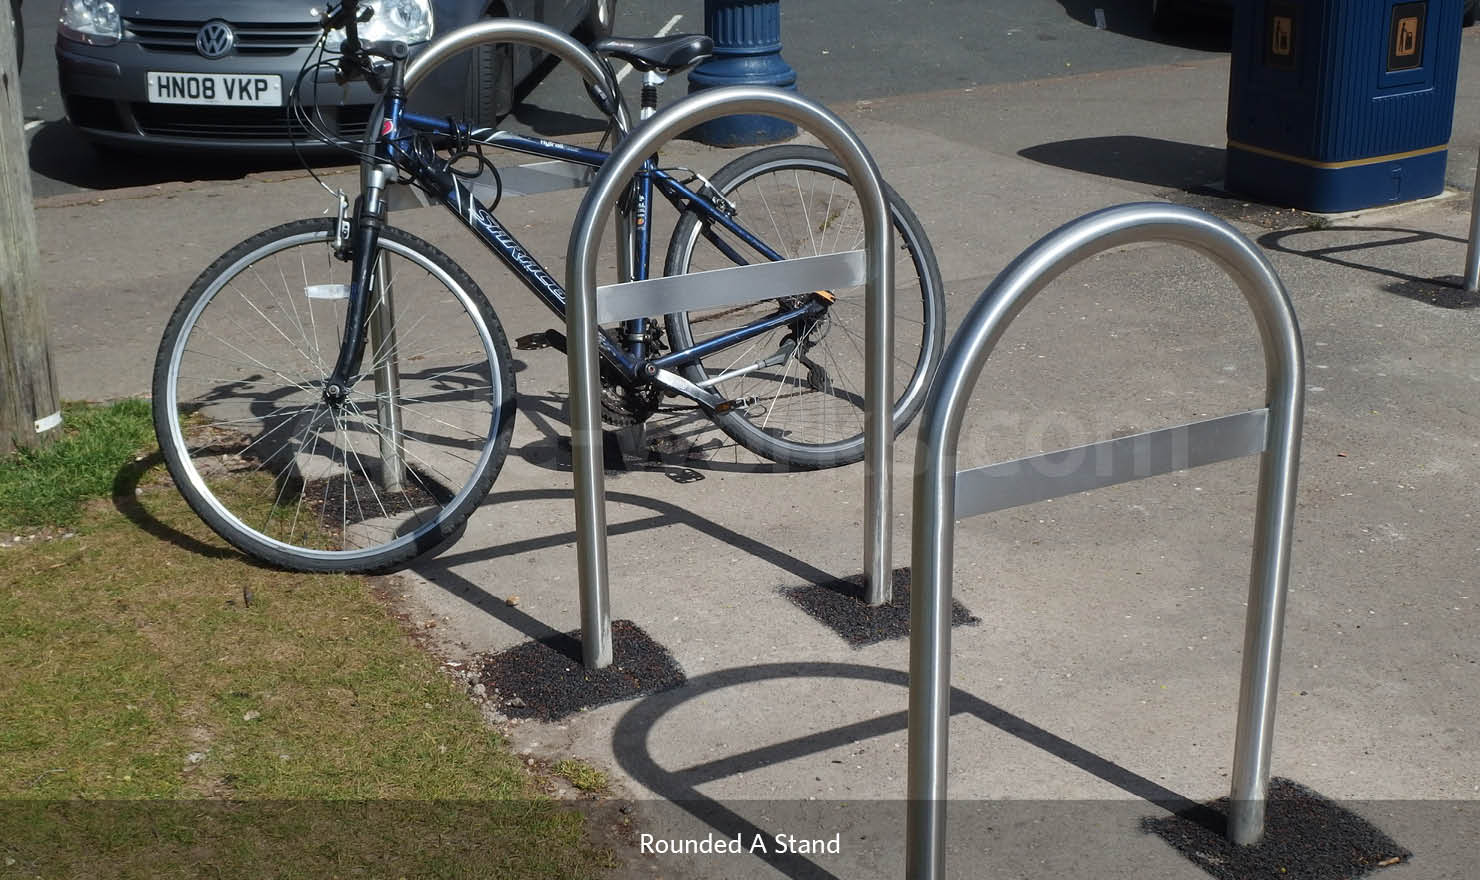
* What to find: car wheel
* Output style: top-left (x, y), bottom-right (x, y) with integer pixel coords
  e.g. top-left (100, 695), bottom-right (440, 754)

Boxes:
top-left (467, 43), bottom-right (514, 129)
top-left (1466, 0), bottom-right (1476, 27)
top-left (577, 0), bottom-right (616, 43)
top-left (1151, 0), bottom-right (1183, 32)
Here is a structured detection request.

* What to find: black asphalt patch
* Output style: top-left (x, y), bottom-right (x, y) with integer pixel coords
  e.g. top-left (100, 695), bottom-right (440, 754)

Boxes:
top-left (476, 620), bottom-right (685, 722)
top-left (781, 567), bottom-right (979, 647)
top-left (1383, 276), bottom-right (1480, 310)
top-left (1143, 777), bottom-right (1411, 880)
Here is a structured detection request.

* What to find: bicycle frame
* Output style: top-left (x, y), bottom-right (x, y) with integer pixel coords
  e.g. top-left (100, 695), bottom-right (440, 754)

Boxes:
top-left (338, 91), bottom-right (828, 406)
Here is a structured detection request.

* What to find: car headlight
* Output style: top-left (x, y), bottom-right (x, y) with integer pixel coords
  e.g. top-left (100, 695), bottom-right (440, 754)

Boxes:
top-left (325, 0), bottom-right (434, 51)
top-left (58, 0), bottom-right (121, 46)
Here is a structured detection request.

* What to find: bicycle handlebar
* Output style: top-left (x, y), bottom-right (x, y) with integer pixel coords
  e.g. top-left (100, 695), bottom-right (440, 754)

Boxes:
top-left (320, 0), bottom-right (408, 91)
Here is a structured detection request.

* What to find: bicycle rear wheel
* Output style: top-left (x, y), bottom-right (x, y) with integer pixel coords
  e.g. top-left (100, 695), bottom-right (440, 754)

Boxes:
top-left (663, 145), bottom-right (946, 469)
top-left (153, 219), bottom-right (516, 573)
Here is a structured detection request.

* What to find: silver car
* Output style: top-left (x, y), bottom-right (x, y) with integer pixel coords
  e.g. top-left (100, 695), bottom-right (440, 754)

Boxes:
top-left (55, 0), bottom-right (614, 152)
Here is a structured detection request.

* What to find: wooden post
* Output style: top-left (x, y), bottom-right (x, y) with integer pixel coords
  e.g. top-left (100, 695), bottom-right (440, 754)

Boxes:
top-left (0, 7), bottom-right (61, 455)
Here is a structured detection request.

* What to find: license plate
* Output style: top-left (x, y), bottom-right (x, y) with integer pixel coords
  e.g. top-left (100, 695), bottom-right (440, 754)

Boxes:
top-left (147, 72), bottom-right (282, 107)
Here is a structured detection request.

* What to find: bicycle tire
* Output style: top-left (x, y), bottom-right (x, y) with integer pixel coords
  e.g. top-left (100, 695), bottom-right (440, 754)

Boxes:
top-left (662, 145), bottom-right (946, 469)
top-left (153, 218), bottom-right (516, 573)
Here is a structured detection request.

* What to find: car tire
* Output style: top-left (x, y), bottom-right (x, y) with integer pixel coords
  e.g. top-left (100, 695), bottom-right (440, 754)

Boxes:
top-left (1466, 1), bottom-right (1476, 27)
top-left (1150, 0), bottom-right (1183, 32)
top-left (467, 42), bottom-right (514, 128)
top-left (577, 0), bottom-right (616, 43)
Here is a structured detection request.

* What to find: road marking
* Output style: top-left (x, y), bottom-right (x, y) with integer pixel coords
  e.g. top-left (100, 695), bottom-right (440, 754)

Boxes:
top-left (615, 14), bottom-right (684, 84)
top-left (24, 119), bottom-right (43, 132)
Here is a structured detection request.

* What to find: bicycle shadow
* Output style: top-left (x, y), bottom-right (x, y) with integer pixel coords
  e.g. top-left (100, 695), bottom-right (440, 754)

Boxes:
top-left (1257, 225), bottom-right (1480, 309)
top-left (609, 661), bottom-right (1223, 879)
top-left (111, 451), bottom-right (240, 561)
top-left (513, 390), bottom-right (821, 481)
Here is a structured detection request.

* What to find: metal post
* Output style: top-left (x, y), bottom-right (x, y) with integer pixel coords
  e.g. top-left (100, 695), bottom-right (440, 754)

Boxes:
top-left (568, 86), bottom-right (895, 668)
top-left (906, 203), bottom-right (1304, 878)
top-left (1464, 153), bottom-right (1480, 293)
top-left (400, 19), bottom-right (631, 669)
top-left (367, 251), bottom-right (404, 492)
top-left (687, 0), bottom-right (799, 146)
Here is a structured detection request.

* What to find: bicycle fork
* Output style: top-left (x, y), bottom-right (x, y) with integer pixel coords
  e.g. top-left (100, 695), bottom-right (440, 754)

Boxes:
top-left (326, 162), bottom-right (405, 493)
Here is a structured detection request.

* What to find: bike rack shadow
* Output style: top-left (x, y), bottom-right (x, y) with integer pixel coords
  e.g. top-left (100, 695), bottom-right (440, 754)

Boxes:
top-left (608, 661), bottom-right (1221, 880)
top-left (1019, 135), bottom-right (1226, 193)
top-left (1258, 225), bottom-right (1480, 309)
top-left (410, 487), bottom-right (844, 653)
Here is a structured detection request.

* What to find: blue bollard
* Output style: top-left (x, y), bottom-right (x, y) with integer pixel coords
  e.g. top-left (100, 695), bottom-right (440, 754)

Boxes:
top-left (686, 0), bottom-right (798, 146)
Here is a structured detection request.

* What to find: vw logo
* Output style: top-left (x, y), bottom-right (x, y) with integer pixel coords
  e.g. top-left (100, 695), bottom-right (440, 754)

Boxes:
top-left (195, 20), bottom-right (236, 59)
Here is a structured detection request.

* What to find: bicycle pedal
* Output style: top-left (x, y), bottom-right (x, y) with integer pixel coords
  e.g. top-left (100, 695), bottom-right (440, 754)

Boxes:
top-left (714, 396), bottom-right (758, 415)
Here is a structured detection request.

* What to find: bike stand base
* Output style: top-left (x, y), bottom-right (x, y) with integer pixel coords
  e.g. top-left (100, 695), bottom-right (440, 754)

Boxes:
top-left (781, 568), bottom-right (979, 648)
top-left (1143, 778), bottom-right (1410, 880)
top-left (475, 620), bottom-right (685, 722)
top-left (1382, 275), bottom-right (1480, 310)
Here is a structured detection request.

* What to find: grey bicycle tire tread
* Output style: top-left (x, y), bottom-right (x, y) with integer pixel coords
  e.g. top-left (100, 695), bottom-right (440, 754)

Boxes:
top-left (662, 145), bottom-right (946, 470)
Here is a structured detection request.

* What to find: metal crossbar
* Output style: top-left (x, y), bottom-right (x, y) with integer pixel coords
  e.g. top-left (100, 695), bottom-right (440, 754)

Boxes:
top-left (954, 409), bottom-right (1268, 518)
top-left (594, 249), bottom-right (866, 324)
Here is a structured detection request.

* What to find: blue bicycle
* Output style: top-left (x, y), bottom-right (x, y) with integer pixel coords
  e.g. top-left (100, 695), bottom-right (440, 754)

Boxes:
top-left (152, 1), bottom-right (945, 572)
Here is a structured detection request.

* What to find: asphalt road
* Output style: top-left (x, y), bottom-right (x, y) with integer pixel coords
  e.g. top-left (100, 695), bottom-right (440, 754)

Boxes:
top-left (21, 1), bottom-right (1229, 199)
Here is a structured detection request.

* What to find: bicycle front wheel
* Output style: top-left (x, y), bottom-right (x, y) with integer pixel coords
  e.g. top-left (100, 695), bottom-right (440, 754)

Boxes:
top-left (663, 145), bottom-right (946, 470)
top-left (153, 219), bottom-right (516, 573)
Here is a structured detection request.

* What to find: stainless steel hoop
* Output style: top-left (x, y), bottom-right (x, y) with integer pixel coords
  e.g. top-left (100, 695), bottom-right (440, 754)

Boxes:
top-left (403, 19), bottom-right (630, 134)
top-left (566, 85), bottom-right (898, 668)
top-left (905, 202), bottom-right (1305, 878)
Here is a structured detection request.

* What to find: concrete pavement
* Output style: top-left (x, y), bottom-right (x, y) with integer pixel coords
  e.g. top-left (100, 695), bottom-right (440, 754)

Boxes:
top-left (33, 40), bottom-right (1480, 879)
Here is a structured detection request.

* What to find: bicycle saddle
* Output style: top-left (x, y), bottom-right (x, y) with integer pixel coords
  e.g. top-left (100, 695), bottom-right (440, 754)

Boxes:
top-left (593, 34), bottom-right (714, 74)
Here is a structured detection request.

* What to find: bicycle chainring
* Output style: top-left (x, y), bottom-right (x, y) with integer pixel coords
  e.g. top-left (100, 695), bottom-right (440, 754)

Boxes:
top-left (601, 380), bottom-right (665, 427)
top-left (600, 325), bottom-right (666, 427)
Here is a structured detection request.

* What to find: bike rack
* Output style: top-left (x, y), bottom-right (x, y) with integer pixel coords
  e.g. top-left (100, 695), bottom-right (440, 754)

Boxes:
top-left (361, 21), bottom-right (633, 492)
top-left (904, 203), bottom-right (1305, 878)
top-left (566, 86), bottom-right (898, 668)
top-left (1465, 155), bottom-right (1480, 292)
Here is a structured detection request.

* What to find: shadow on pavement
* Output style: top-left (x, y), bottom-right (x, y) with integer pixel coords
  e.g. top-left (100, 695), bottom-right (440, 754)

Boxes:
top-left (1019, 135), bottom-right (1225, 193)
top-left (512, 391), bottom-right (811, 480)
top-left (1258, 226), bottom-right (1480, 309)
top-left (511, 101), bottom-right (608, 138)
top-left (610, 662), bottom-right (1221, 880)
top-left (27, 119), bottom-right (353, 193)
top-left (413, 486), bottom-right (843, 645)
top-left (1055, 0), bottom-right (1232, 51)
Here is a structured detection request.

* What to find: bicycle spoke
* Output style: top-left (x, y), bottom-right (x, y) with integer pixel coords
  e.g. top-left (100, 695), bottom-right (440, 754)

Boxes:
top-left (159, 222), bottom-right (513, 571)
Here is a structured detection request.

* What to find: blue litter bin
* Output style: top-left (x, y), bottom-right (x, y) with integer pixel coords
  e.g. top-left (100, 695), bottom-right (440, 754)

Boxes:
top-left (1226, 0), bottom-right (1463, 213)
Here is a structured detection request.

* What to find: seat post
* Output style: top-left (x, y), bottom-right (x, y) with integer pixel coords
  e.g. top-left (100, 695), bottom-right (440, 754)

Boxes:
top-left (640, 69), bottom-right (664, 120)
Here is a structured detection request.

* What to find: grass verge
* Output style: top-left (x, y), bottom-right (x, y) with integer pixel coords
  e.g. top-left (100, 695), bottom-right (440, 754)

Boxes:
top-left (0, 401), bottom-right (612, 879)
top-left (0, 400), bottom-right (155, 530)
